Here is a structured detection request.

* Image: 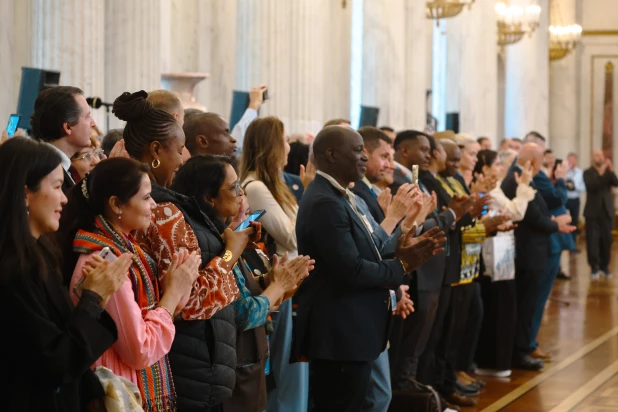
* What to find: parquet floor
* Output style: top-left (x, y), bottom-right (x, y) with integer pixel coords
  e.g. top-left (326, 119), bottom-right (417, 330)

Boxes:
top-left (468, 242), bottom-right (618, 412)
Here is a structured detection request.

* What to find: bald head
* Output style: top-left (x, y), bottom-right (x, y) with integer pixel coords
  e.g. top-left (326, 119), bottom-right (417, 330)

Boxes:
top-left (440, 139), bottom-right (461, 177)
top-left (183, 112), bottom-right (237, 157)
top-left (518, 143), bottom-right (544, 175)
top-left (313, 126), bottom-right (367, 185)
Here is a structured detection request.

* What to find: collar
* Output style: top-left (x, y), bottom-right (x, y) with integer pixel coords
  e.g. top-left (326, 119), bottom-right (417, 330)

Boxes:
top-left (45, 142), bottom-right (72, 172)
top-left (372, 185), bottom-right (383, 195)
top-left (316, 171), bottom-right (358, 209)
top-left (361, 176), bottom-right (373, 189)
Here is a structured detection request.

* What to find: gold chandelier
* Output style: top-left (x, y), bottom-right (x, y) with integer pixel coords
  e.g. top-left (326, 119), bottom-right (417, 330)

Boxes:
top-left (426, 0), bottom-right (475, 24)
top-left (549, 25), bottom-right (582, 60)
top-left (495, 2), bottom-right (541, 47)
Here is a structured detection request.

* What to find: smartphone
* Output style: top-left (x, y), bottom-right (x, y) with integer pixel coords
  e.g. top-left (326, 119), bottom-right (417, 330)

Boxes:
top-left (412, 165), bottom-right (419, 185)
top-left (5, 114), bottom-right (20, 137)
top-left (479, 192), bottom-right (489, 216)
top-left (235, 210), bottom-right (266, 231)
top-left (262, 88), bottom-right (269, 101)
top-left (99, 246), bottom-right (117, 263)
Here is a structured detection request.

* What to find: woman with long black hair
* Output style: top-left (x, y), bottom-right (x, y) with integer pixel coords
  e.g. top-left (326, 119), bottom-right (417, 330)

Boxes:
top-left (0, 137), bottom-right (132, 411)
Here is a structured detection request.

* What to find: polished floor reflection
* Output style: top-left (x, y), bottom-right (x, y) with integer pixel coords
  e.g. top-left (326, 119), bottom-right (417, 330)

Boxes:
top-left (470, 243), bottom-right (618, 412)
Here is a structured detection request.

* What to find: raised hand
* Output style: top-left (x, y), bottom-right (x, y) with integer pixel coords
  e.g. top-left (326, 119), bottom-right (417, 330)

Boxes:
top-left (228, 197), bottom-right (250, 231)
top-left (515, 160), bottom-right (533, 186)
top-left (468, 193), bottom-right (491, 218)
top-left (299, 160), bottom-right (317, 189)
top-left (377, 187), bottom-right (393, 216)
top-left (482, 214), bottom-right (510, 235)
top-left (388, 184), bottom-right (419, 222)
top-left (395, 226), bottom-right (447, 272)
top-left (82, 253), bottom-right (134, 306)
top-left (109, 139), bottom-right (130, 158)
top-left (471, 173), bottom-right (497, 193)
top-left (249, 85), bottom-right (267, 110)
top-left (554, 162), bottom-right (568, 180)
top-left (447, 194), bottom-right (471, 221)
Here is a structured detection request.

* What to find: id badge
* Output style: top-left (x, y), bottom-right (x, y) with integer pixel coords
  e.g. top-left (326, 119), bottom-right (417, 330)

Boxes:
top-left (389, 289), bottom-right (397, 312)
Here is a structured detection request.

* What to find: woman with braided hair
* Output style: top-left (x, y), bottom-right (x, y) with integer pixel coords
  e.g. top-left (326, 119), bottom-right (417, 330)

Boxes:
top-left (113, 90), bottom-right (259, 410)
top-left (60, 157), bottom-right (201, 411)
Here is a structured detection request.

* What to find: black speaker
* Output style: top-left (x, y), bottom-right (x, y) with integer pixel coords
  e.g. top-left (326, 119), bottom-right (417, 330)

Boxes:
top-left (16, 67), bottom-right (61, 131)
top-left (445, 112), bottom-right (459, 133)
top-left (359, 105), bottom-right (380, 128)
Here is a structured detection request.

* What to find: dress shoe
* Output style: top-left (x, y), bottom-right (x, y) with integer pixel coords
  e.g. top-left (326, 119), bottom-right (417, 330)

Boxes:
top-left (475, 368), bottom-right (512, 378)
top-left (460, 371), bottom-right (486, 387)
top-left (515, 354), bottom-right (544, 371)
top-left (557, 271), bottom-right (571, 280)
top-left (439, 395), bottom-right (461, 412)
top-left (443, 392), bottom-right (477, 407)
top-left (530, 348), bottom-right (552, 361)
top-left (455, 380), bottom-right (480, 396)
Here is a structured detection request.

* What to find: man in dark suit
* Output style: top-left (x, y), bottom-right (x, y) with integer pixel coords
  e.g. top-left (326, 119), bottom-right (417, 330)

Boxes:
top-left (294, 125), bottom-right (445, 412)
top-left (30, 86), bottom-right (97, 194)
top-left (584, 149), bottom-right (618, 278)
top-left (391, 130), bottom-right (433, 194)
top-left (352, 126), bottom-right (392, 223)
top-left (389, 134), bottom-right (469, 397)
top-left (501, 143), bottom-right (575, 370)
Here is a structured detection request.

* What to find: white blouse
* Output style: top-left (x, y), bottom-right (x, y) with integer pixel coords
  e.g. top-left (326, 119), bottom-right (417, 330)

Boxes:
top-left (489, 180), bottom-right (536, 222)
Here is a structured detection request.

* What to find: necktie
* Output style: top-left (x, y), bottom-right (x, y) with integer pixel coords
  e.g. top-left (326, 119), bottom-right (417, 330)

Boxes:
top-left (68, 165), bottom-right (81, 184)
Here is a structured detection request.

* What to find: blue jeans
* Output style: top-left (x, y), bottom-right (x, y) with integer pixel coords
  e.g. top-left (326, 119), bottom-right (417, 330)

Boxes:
top-left (529, 252), bottom-right (561, 351)
top-left (362, 349), bottom-right (392, 412)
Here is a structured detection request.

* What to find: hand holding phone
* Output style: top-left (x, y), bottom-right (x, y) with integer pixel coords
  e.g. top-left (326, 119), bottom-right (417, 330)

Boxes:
top-left (235, 210), bottom-right (266, 231)
top-left (5, 114), bottom-right (21, 138)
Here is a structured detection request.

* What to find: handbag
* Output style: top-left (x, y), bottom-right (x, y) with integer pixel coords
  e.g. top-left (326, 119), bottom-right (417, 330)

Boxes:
top-left (389, 381), bottom-right (441, 412)
top-left (94, 366), bottom-right (144, 412)
top-left (482, 233), bottom-right (515, 282)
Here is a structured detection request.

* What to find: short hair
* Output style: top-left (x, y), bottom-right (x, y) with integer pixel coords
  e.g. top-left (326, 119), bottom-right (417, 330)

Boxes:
top-left (146, 89), bottom-right (183, 115)
top-left (567, 152), bottom-right (577, 158)
top-left (525, 131), bottom-right (546, 143)
top-left (284, 141), bottom-right (310, 176)
top-left (101, 129), bottom-right (124, 157)
top-left (184, 108), bottom-right (204, 120)
top-left (357, 126), bottom-right (391, 153)
top-left (511, 137), bottom-right (523, 144)
top-left (477, 137), bottom-right (490, 144)
top-left (498, 149), bottom-right (517, 165)
top-left (379, 126), bottom-right (395, 133)
top-left (453, 133), bottom-right (476, 147)
top-left (544, 149), bottom-right (553, 155)
top-left (323, 118), bottom-right (351, 128)
top-left (31, 86), bottom-right (84, 142)
top-left (182, 112), bottom-right (223, 155)
top-left (393, 130), bottom-right (431, 151)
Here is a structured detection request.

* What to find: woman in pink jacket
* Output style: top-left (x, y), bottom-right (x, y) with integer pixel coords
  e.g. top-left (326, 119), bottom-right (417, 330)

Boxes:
top-left (60, 158), bottom-right (200, 411)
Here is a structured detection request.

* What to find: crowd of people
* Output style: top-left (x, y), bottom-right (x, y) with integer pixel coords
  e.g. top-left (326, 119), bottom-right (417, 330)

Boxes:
top-left (0, 84), bottom-right (616, 412)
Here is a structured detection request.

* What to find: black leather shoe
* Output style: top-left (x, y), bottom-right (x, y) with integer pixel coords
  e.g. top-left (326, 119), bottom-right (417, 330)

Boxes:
top-left (515, 354), bottom-right (544, 371)
top-left (455, 380), bottom-right (480, 396)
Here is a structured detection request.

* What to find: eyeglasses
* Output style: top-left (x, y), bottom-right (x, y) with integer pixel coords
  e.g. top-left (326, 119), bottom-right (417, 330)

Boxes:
top-left (221, 180), bottom-right (242, 196)
top-left (74, 149), bottom-right (104, 162)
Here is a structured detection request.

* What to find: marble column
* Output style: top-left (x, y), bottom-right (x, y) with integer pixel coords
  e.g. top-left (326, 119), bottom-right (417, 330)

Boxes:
top-left (360, 0), bottom-right (431, 131)
top-left (433, 1), bottom-right (498, 142)
top-left (549, 0), bottom-right (579, 155)
top-left (0, 0), bottom-right (17, 122)
top-left (235, 0), bottom-right (334, 135)
top-left (504, 0), bottom-right (550, 139)
top-left (30, 0), bottom-right (105, 129)
top-left (105, 0), bottom-right (171, 129)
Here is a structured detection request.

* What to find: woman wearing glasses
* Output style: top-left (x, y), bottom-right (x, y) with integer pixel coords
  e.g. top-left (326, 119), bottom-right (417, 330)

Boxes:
top-left (112, 90), bottom-right (258, 410)
top-left (70, 136), bottom-right (105, 181)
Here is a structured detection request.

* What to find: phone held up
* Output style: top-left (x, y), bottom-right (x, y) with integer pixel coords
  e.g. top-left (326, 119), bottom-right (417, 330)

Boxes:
top-left (72, 247), bottom-right (117, 298)
top-left (5, 114), bottom-right (21, 138)
top-left (412, 165), bottom-right (419, 185)
top-left (235, 209), bottom-right (267, 232)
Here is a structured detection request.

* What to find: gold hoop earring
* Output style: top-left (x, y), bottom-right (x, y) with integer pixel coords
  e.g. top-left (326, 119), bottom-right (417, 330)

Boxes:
top-left (151, 158), bottom-right (161, 169)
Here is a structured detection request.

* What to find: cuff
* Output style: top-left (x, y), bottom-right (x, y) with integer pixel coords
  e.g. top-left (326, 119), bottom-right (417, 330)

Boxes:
top-left (78, 289), bottom-right (105, 319)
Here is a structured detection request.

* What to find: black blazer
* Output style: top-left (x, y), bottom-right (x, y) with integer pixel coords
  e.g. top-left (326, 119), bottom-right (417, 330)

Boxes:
top-left (352, 180), bottom-right (385, 223)
top-left (502, 168), bottom-right (558, 271)
top-left (62, 168), bottom-right (75, 196)
top-left (0, 254), bottom-right (117, 411)
top-left (583, 167), bottom-right (618, 219)
top-left (417, 170), bottom-right (457, 290)
top-left (294, 174), bottom-right (406, 362)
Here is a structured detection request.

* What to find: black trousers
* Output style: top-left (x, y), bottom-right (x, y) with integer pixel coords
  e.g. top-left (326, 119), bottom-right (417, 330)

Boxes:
top-left (457, 281), bottom-right (484, 372)
top-left (586, 216), bottom-right (613, 272)
top-left (418, 284), bottom-right (473, 396)
top-left (566, 198), bottom-right (581, 243)
top-left (514, 266), bottom-right (543, 356)
top-left (389, 288), bottom-right (441, 386)
top-left (310, 359), bottom-right (373, 412)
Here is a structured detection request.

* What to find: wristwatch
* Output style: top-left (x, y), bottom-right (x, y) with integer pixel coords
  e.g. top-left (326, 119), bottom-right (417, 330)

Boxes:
top-left (222, 250), bottom-right (233, 263)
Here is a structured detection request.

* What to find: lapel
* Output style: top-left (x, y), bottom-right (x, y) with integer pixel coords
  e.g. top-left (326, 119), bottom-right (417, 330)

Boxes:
top-left (315, 176), bottom-right (380, 260)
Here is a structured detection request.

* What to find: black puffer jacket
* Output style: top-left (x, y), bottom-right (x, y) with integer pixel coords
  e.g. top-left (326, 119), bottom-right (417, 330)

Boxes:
top-left (151, 184), bottom-right (237, 411)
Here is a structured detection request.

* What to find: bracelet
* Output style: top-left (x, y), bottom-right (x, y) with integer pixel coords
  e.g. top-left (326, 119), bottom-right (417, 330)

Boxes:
top-left (258, 274), bottom-right (267, 290)
top-left (157, 305), bottom-right (174, 320)
top-left (398, 259), bottom-right (409, 273)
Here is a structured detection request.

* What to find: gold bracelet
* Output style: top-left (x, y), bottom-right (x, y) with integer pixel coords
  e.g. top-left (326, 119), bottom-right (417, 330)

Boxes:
top-left (157, 305), bottom-right (174, 320)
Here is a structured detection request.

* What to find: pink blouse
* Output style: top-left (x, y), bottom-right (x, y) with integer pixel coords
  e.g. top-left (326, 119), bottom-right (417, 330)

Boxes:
top-left (69, 253), bottom-right (175, 386)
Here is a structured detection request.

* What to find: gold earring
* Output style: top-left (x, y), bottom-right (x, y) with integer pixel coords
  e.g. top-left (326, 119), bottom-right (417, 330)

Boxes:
top-left (151, 158), bottom-right (161, 169)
